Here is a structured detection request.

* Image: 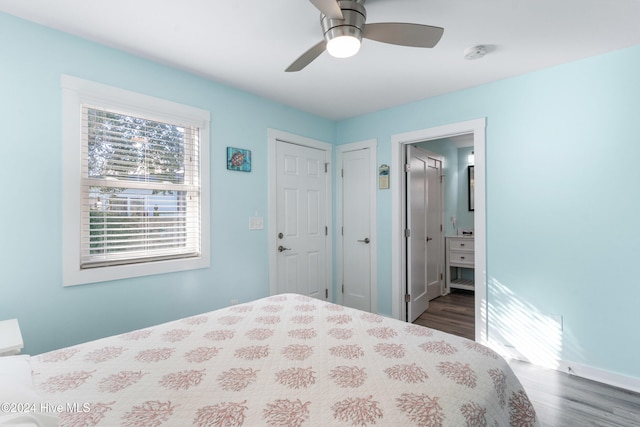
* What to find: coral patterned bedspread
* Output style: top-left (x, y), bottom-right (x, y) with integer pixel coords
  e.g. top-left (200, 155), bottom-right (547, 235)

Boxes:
top-left (31, 294), bottom-right (538, 426)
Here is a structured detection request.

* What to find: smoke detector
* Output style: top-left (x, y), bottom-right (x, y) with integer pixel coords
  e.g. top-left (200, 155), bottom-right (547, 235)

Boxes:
top-left (464, 45), bottom-right (487, 60)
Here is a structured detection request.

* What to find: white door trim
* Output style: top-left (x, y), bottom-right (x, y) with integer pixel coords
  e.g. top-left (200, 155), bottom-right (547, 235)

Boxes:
top-left (336, 139), bottom-right (378, 312)
top-left (391, 118), bottom-right (487, 343)
top-left (268, 129), bottom-right (333, 300)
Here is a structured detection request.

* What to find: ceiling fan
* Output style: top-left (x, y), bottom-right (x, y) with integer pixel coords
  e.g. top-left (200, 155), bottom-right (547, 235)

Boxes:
top-left (286, 0), bottom-right (444, 72)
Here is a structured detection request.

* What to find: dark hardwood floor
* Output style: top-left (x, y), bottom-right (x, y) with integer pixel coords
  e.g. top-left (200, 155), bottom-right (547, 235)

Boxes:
top-left (413, 288), bottom-right (475, 340)
top-left (412, 290), bottom-right (640, 426)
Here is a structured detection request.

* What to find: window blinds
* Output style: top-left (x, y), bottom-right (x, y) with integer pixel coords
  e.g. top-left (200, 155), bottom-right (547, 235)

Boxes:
top-left (80, 105), bottom-right (201, 269)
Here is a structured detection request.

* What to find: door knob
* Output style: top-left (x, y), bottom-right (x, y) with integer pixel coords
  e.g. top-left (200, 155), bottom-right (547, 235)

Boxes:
top-left (357, 238), bottom-right (370, 244)
top-left (426, 236), bottom-right (433, 242)
top-left (278, 245), bottom-right (291, 252)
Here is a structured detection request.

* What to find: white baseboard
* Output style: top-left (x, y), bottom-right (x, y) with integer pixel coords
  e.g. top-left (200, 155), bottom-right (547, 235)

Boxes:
top-left (484, 339), bottom-right (640, 394)
top-left (555, 360), bottom-right (640, 394)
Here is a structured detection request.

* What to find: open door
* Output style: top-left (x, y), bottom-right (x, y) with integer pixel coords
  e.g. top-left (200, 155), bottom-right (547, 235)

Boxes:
top-left (406, 145), bottom-right (443, 322)
top-left (425, 153), bottom-right (443, 302)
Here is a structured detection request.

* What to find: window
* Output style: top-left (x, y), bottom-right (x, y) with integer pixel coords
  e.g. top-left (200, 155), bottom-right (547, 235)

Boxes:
top-left (62, 76), bottom-right (210, 286)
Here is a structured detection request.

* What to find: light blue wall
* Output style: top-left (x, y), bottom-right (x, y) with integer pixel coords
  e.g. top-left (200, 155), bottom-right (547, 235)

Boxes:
top-left (0, 12), bottom-right (335, 355)
top-left (337, 45), bottom-right (640, 380)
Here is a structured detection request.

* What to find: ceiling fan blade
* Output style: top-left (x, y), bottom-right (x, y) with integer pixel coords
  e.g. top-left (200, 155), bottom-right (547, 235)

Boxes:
top-left (363, 22), bottom-right (444, 48)
top-left (285, 40), bottom-right (327, 72)
top-left (309, 0), bottom-right (343, 19)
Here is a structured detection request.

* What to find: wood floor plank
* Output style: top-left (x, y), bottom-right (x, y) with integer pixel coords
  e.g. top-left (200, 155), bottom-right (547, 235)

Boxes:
top-left (413, 289), bottom-right (475, 340)
top-left (412, 290), bottom-right (640, 426)
top-left (509, 360), bottom-right (640, 427)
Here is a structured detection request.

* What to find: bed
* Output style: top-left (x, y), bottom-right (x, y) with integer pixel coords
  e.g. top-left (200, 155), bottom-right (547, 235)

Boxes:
top-left (8, 294), bottom-right (538, 426)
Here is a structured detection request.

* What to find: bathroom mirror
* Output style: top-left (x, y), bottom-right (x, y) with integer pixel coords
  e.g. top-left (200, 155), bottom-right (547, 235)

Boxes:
top-left (468, 165), bottom-right (475, 211)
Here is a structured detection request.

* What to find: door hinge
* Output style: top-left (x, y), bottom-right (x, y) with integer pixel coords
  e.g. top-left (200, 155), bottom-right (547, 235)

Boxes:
top-left (405, 294), bottom-right (411, 303)
top-left (325, 163), bottom-right (329, 173)
top-left (440, 174), bottom-right (444, 183)
top-left (341, 226), bottom-right (344, 236)
top-left (440, 224), bottom-right (443, 232)
top-left (405, 163), bottom-right (411, 172)
top-left (405, 229), bottom-right (411, 238)
top-left (341, 169), bottom-right (344, 178)
top-left (325, 289), bottom-right (328, 298)
top-left (342, 284), bottom-right (344, 293)
top-left (440, 273), bottom-right (444, 280)
top-left (325, 226), bottom-right (328, 236)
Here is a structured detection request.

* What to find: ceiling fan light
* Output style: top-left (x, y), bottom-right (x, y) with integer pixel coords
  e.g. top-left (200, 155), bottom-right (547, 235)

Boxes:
top-left (327, 35), bottom-right (361, 58)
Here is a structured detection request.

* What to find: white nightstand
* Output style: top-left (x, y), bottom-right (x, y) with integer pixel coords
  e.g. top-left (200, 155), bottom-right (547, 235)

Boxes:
top-left (0, 319), bottom-right (24, 356)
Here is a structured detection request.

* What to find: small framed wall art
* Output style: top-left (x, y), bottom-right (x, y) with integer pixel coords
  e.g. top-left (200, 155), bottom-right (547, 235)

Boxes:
top-left (379, 164), bottom-right (389, 189)
top-left (227, 147), bottom-right (251, 172)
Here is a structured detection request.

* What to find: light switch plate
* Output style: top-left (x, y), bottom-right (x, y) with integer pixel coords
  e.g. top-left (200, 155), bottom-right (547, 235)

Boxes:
top-left (249, 216), bottom-right (264, 230)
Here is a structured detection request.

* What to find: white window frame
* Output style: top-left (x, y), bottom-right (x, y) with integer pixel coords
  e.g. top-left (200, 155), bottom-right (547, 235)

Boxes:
top-left (62, 75), bottom-right (210, 286)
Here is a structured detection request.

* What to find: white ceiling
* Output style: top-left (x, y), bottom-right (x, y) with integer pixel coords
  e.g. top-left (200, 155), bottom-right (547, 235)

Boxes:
top-left (2, 0), bottom-right (640, 120)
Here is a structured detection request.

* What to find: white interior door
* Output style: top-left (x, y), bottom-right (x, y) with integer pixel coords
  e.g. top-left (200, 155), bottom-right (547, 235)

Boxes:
top-left (391, 120), bottom-right (485, 341)
top-left (407, 146), bottom-right (444, 322)
top-left (275, 140), bottom-right (328, 300)
top-left (425, 155), bottom-right (443, 302)
top-left (406, 145), bottom-right (429, 322)
top-left (341, 147), bottom-right (372, 311)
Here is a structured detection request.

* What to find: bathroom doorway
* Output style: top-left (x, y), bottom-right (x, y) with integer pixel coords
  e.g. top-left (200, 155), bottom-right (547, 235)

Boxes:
top-left (390, 118), bottom-right (487, 343)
